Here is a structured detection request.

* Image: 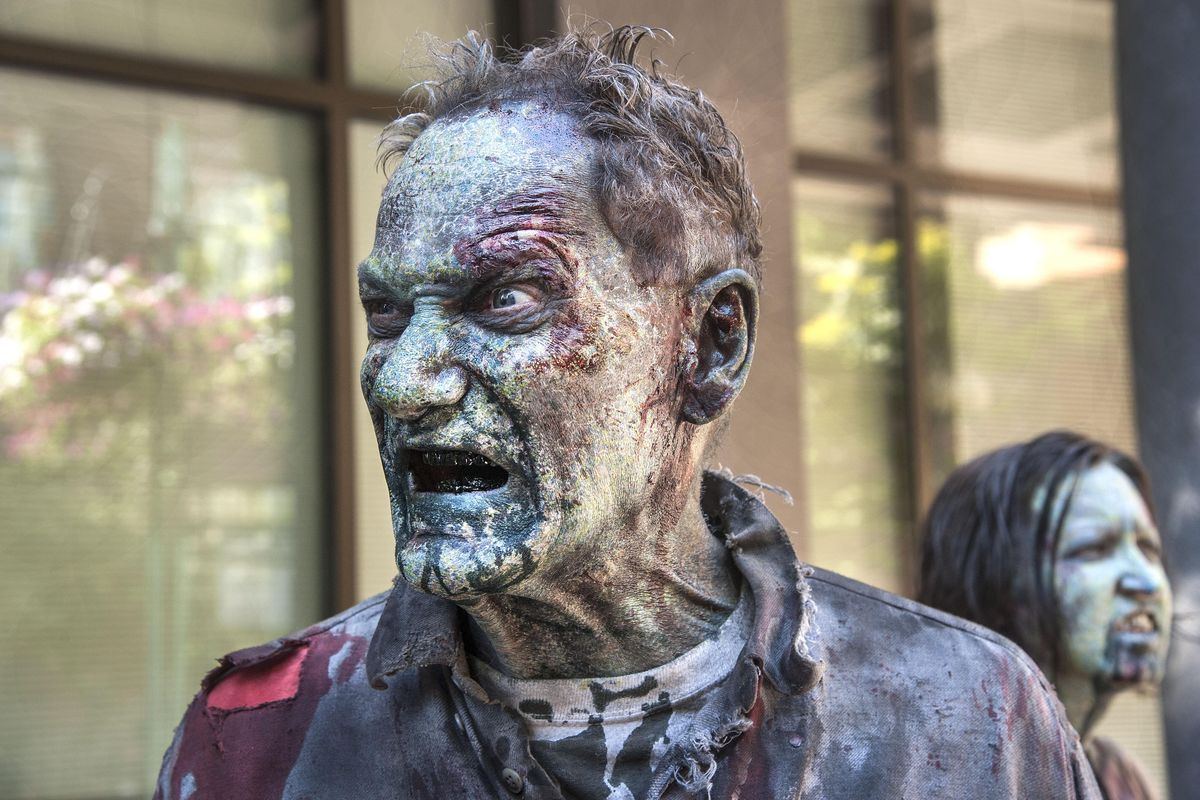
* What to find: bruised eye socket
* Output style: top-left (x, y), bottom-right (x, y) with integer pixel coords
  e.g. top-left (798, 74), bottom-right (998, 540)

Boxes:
top-left (364, 298), bottom-right (409, 336)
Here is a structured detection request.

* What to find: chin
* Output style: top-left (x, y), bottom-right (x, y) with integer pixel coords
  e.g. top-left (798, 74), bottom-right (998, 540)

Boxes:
top-left (398, 534), bottom-right (539, 598)
top-left (1103, 632), bottom-right (1168, 688)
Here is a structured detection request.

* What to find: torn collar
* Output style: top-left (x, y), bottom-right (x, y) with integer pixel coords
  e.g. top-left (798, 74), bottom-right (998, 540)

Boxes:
top-left (366, 471), bottom-right (824, 695)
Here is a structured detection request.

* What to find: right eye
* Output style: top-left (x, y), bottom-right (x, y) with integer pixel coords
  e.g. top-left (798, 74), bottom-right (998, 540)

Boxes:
top-left (1066, 534), bottom-right (1116, 561)
top-left (364, 299), bottom-right (408, 337)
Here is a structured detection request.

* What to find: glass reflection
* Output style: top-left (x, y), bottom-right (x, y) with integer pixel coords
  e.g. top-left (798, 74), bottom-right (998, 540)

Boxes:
top-left (786, 0), bottom-right (893, 157)
top-left (919, 193), bottom-right (1135, 475)
top-left (0, 0), bottom-right (316, 76)
top-left (0, 70), bottom-right (321, 797)
top-left (911, 0), bottom-right (1117, 187)
top-left (793, 177), bottom-right (908, 593)
top-left (348, 0), bottom-right (494, 91)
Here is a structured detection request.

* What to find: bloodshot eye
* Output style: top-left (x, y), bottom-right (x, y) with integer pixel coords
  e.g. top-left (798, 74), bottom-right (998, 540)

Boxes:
top-left (491, 285), bottom-right (539, 311)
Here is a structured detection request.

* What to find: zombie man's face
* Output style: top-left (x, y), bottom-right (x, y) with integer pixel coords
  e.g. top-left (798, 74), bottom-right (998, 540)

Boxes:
top-left (358, 102), bottom-right (709, 599)
top-left (1051, 461), bottom-right (1172, 688)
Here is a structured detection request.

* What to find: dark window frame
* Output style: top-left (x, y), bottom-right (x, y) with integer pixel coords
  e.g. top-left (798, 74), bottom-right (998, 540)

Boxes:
top-left (0, 0), bottom-right (559, 614)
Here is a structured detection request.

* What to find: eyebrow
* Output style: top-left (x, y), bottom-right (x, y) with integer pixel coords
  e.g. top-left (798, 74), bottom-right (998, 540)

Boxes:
top-left (453, 186), bottom-right (587, 281)
top-left (356, 266), bottom-right (394, 298)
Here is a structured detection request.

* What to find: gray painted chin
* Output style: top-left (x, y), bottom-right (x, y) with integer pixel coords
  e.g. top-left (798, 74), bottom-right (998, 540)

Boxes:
top-left (394, 472), bottom-right (542, 598)
top-left (1104, 630), bottom-right (1167, 686)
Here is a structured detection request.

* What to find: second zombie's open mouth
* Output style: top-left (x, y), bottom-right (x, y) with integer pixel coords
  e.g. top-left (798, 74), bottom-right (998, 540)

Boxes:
top-left (407, 449), bottom-right (510, 494)
top-left (1112, 609), bottom-right (1158, 635)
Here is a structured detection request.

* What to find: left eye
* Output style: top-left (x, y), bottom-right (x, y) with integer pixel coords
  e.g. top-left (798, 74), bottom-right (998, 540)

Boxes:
top-left (491, 286), bottom-right (538, 310)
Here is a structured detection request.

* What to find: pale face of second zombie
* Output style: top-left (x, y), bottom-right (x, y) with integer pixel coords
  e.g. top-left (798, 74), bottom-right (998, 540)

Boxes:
top-left (358, 101), bottom-right (706, 600)
top-left (1051, 461), bottom-right (1173, 690)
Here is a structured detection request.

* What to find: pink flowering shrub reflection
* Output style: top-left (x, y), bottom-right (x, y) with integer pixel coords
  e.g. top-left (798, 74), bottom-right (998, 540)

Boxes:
top-left (0, 258), bottom-right (294, 467)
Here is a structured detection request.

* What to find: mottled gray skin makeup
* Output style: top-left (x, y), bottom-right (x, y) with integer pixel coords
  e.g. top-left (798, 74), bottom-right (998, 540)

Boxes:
top-left (1041, 461), bottom-right (1173, 737)
top-left (359, 101), bottom-right (754, 679)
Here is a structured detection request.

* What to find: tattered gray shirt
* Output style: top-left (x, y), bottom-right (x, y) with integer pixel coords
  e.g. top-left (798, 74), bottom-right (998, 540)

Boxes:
top-left (156, 474), bottom-right (1102, 799)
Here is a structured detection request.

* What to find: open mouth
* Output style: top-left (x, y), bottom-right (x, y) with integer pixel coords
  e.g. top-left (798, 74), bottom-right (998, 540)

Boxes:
top-left (407, 450), bottom-right (509, 494)
top-left (1113, 610), bottom-right (1158, 634)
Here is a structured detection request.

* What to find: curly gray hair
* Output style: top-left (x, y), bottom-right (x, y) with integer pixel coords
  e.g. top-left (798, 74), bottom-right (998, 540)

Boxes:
top-left (379, 25), bottom-right (763, 288)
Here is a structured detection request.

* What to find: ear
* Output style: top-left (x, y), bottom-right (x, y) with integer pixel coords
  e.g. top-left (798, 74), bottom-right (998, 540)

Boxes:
top-left (681, 268), bottom-right (758, 425)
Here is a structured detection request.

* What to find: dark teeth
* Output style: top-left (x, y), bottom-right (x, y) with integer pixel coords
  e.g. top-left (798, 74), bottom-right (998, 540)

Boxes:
top-left (422, 451), bottom-right (493, 467)
top-left (407, 450), bottom-right (508, 494)
top-left (1116, 612), bottom-right (1156, 633)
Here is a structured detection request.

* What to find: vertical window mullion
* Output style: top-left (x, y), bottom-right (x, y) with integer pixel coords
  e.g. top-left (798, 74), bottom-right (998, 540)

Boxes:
top-left (321, 0), bottom-right (358, 613)
top-left (890, 0), bottom-right (932, 593)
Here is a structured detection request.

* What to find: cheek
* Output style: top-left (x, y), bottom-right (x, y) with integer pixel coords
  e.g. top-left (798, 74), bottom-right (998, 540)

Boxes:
top-left (360, 347), bottom-right (388, 435)
top-left (1055, 565), bottom-right (1116, 663)
top-left (359, 347), bottom-right (385, 396)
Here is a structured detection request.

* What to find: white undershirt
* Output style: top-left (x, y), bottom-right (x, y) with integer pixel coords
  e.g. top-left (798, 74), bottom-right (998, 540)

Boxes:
top-left (470, 590), bottom-right (752, 800)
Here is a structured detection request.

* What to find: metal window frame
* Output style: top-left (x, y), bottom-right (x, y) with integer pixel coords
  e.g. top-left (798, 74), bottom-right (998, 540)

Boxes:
top-left (0, 0), bottom-right (558, 614)
top-left (790, 0), bottom-right (1120, 592)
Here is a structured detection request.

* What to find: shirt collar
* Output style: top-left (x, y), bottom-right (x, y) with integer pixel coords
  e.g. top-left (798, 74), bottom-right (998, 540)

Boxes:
top-left (367, 470), bottom-right (824, 695)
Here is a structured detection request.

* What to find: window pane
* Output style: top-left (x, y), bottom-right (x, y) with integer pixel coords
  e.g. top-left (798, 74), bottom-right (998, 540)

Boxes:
top-left (787, 0), bottom-right (893, 158)
top-left (794, 177), bottom-right (909, 593)
top-left (911, 0), bottom-right (1117, 187)
top-left (919, 194), bottom-right (1135, 473)
top-left (348, 118), bottom-right (396, 600)
top-left (0, 0), bottom-right (316, 77)
top-left (0, 70), bottom-right (323, 797)
top-left (348, 0), bottom-right (494, 92)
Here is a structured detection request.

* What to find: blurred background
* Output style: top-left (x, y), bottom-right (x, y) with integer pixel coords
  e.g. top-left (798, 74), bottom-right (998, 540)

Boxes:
top-left (0, 0), bottom-right (1194, 797)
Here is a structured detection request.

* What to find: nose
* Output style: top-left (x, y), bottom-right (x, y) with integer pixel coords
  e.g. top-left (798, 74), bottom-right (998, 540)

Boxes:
top-left (368, 315), bottom-right (468, 421)
top-left (1116, 564), bottom-right (1164, 601)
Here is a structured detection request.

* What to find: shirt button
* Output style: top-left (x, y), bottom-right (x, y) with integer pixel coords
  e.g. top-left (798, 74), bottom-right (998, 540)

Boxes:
top-left (500, 767), bottom-right (524, 794)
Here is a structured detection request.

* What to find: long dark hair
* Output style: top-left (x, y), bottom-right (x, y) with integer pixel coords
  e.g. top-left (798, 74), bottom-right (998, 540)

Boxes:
top-left (918, 430), bottom-right (1154, 676)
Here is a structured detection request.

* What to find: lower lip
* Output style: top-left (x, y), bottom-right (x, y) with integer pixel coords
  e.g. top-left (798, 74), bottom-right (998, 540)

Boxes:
top-left (1110, 630), bottom-right (1159, 649)
top-left (402, 471), bottom-right (534, 539)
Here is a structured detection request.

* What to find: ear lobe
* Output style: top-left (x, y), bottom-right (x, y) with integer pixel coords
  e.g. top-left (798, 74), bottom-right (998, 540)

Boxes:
top-left (681, 269), bottom-right (758, 425)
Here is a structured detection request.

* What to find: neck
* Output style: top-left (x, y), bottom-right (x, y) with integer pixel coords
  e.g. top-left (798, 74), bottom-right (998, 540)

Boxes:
top-left (458, 495), bottom-right (740, 679)
top-left (1053, 669), bottom-right (1112, 741)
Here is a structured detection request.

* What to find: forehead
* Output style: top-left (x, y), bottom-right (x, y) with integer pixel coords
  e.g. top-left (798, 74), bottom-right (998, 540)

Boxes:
top-left (1055, 460), bottom-right (1155, 549)
top-left (1067, 461), bottom-right (1144, 517)
top-left (376, 101), bottom-right (598, 243)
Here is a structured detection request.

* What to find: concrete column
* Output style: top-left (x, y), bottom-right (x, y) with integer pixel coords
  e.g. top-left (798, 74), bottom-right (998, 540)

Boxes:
top-left (1115, 3), bottom-right (1200, 795)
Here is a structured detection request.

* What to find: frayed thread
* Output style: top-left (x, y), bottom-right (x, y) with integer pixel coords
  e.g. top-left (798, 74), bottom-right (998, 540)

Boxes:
top-left (675, 756), bottom-right (717, 797)
top-left (674, 716), bottom-right (754, 797)
top-left (712, 465), bottom-right (795, 506)
top-left (794, 563), bottom-right (823, 667)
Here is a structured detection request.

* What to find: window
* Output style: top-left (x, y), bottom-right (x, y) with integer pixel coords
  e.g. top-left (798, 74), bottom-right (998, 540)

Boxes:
top-left (0, 3), bottom-right (544, 796)
top-left (787, 0), bottom-right (1165, 793)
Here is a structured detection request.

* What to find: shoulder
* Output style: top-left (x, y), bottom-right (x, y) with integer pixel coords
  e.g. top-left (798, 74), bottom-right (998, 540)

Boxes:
top-left (200, 590), bottom-right (388, 709)
top-left (797, 567), bottom-right (1100, 798)
top-left (805, 566), bottom-right (1056, 681)
top-left (154, 592), bottom-right (391, 800)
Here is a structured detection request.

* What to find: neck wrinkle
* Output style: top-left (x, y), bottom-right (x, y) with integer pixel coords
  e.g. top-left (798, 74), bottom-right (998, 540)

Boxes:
top-left (460, 493), bottom-right (739, 680)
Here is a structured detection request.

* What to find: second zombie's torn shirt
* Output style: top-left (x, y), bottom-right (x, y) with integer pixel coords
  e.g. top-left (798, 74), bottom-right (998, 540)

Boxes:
top-left (470, 591), bottom-right (752, 800)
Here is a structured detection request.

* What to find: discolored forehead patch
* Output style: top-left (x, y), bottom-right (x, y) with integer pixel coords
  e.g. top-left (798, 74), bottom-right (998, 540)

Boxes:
top-left (374, 101), bottom-right (600, 250)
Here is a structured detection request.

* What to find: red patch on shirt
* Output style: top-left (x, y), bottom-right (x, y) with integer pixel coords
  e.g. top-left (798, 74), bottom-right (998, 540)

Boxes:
top-left (207, 643), bottom-right (309, 711)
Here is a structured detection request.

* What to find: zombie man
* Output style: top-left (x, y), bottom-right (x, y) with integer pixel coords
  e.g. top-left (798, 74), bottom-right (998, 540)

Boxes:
top-left (156, 29), bottom-right (1102, 799)
top-left (920, 431), bottom-right (1173, 800)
